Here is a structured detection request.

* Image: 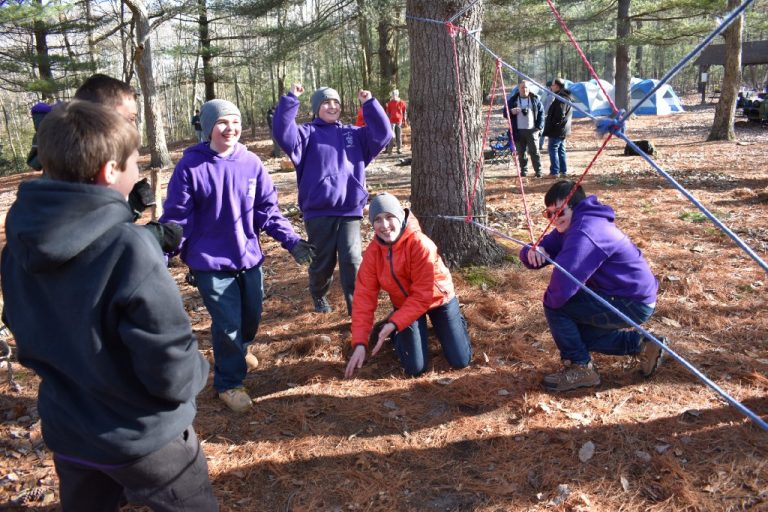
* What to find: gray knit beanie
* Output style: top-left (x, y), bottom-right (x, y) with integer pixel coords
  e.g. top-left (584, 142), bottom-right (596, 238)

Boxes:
top-left (200, 99), bottom-right (241, 141)
top-left (310, 87), bottom-right (341, 117)
top-left (369, 193), bottom-right (404, 224)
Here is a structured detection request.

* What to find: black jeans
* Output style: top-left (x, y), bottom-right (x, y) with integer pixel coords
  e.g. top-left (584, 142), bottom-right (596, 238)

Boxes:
top-left (54, 427), bottom-right (218, 512)
top-left (304, 216), bottom-right (362, 313)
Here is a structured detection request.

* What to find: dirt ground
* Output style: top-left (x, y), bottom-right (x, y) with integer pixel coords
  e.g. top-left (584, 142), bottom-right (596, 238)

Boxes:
top-left (0, 98), bottom-right (767, 511)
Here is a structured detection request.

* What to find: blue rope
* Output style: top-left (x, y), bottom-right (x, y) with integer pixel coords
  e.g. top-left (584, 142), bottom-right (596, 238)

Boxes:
top-left (467, 32), bottom-right (598, 121)
top-left (404, 14), bottom-right (445, 26)
top-left (437, 215), bottom-right (768, 432)
top-left (447, 0), bottom-right (483, 23)
top-left (622, 0), bottom-right (756, 120)
top-left (616, 133), bottom-right (768, 274)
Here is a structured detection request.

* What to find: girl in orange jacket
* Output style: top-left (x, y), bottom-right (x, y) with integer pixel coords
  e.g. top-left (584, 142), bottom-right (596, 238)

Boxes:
top-left (345, 193), bottom-right (472, 377)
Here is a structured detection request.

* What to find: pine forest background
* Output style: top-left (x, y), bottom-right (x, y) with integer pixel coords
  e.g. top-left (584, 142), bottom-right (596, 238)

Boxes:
top-left (0, 0), bottom-right (767, 174)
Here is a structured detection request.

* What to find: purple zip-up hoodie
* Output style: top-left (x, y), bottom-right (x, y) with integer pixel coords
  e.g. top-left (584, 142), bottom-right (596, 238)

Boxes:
top-left (160, 142), bottom-right (300, 271)
top-left (272, 92), bottom-right (392, 220)
top-left (520, 195), bottom-right (658, 309)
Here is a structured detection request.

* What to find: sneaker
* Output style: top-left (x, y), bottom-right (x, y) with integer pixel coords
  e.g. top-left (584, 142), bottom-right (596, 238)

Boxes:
top-left (218, 387), bottom-right (252, 413)
top-left (535, 171), bottom-right (542, 178)
top-left (313, 296), bottom-right (332, 313)
top-left (548, 173), bottom-right (558, 178)
top-left (638, 336), bottom-right (667, 378)
top-left (542, 361), bottom-right (601, 392)
top-left (245, 351), bottom-right (259, 372)
top-left (559, 173), bottom-right (567, 178)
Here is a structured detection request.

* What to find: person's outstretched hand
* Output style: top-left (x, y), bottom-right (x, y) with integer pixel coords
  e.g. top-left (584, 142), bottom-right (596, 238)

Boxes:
top-left (371, 321), bottom-right (395, 356)
top-left (290, 83), bottom-right (304, 97)
top-left (527, 245), bottom-right (550, 268)
top-left (290, 240), bottom-right (315, 266)
top-left (345, 345), bottom-right (367, 378)
top-left (358, 89), bottom-right (372, 104)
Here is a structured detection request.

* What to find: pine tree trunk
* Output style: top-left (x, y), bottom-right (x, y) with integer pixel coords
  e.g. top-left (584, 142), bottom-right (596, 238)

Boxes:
top-left (708, 0), bottom-right (742, 141)
top-left (198, 0), bottom-right (215, 101)
top-left (124, 0), bottom-right (172, 169)
top-left (356, 0), bottom-right (373, 90)
top-left (406, 0), bottom-right (503, 268)
top-left (614, 0), bottom-right (632, 112)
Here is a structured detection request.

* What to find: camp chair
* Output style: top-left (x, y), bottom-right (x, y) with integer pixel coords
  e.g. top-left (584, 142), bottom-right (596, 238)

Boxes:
top-left (489, 132), bottom-right (513, 165)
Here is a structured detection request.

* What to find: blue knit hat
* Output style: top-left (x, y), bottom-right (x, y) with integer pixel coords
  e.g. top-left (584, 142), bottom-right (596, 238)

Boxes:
top-left (310, 87), bottom-right (341, 117)
top-left (200, 99), bottom-right (241, 142)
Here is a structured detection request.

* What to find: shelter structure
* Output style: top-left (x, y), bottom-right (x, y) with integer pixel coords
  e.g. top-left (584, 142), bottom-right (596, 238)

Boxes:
top-left (569, 80), bottom-right (614, 118)
top-left (693, 40), bottom-right (768, 103)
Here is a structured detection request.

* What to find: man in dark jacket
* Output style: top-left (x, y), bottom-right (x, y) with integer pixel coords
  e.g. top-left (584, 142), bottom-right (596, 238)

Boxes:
top-left (1, 101), bottom-right (217, 511)
top-left (543, 78), bottom-right (573, 177)
top-left (506, 79), bottom-right (544, 177)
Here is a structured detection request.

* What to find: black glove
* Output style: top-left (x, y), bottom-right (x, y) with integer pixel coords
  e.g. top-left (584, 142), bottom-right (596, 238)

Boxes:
top-left (143, 221), bottom-right (183, 253)
top-left (369, 317), bottom-right (394, 347)
top-left (290, 240), bottom-right (315, 266)
top-left (128, 178), bottom-right (156, 220)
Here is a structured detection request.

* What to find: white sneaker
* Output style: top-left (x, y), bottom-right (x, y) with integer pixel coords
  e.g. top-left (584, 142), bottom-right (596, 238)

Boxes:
top-left (245, 352), bottom-right (259, 372)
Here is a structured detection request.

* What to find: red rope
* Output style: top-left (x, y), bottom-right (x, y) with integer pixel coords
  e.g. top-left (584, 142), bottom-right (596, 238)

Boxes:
top-left (466, 59), bottom-right (500, 222)
top-left (446, 22), bottom-right (472, 217)
top-left (533, 133), bottom-right (614, 248)
top-left (544, 0), bottom-right (619, 116)
top-left (498, 62), bottom-right (535, 243)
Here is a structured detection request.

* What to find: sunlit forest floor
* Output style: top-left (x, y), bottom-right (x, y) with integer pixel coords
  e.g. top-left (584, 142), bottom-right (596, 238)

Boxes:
top-left (1, 97), bottom-right (767, 511)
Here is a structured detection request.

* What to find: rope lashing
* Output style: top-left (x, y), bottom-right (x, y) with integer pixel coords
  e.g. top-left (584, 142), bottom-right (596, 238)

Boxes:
top-left (595, 110), bottom-right (627, 137)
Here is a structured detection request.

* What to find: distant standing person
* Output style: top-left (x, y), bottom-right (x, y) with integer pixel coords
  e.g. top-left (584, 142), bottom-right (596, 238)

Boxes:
top-left (539, 80), bottom-right (554, 150)
top-left (543, 78), bottom-right (573, 178)
top-left (506, 79), bottom-right (544, 177)
top-left (273, 83), bottom-right (392, 315)
top-left (385, 89), bottom-right (408, 154)
top-left (192, 109), bottom-right (202, 142)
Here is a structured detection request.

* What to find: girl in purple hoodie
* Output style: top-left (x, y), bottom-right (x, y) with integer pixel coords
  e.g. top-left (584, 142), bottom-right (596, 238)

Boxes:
top-left (520, 181), bottom-right (664, 392)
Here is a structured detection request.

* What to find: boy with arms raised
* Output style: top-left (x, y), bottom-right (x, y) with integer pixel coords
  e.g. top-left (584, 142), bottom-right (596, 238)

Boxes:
top-left (1, 101), bottom-right (217, 511)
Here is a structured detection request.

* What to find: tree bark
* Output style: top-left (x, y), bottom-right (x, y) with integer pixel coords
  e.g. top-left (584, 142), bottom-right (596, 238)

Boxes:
top-left (356, 0), bottom-right (373, 90)
top-left (32, 0), bottom-right (55, 101)
top-left (406, 0), bottom-right (503, 267)
top-left (708, 0), bottom-right (742, 141)
top-left (614, 0), bottom-right (632, 111)
top-left (377, 7), bottom-right (397, 98)
top-left (124, 0), bottom-right (172, 169)
top-left (197, 0), bottom-right (215, 101)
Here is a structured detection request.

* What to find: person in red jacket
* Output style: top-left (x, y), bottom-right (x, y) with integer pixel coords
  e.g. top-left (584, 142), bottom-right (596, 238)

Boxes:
top-left (345, 193), bottom-right (472, 377)
top-left (384, 89), bottom-right (407, 154)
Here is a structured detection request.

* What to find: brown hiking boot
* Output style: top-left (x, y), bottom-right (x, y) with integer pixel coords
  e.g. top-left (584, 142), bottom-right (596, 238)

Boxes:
top-left (218, 386), bottom-right (252, 413)
top-left (543, 361), bottom-right (601, 392)
top-left (245, 351), bottom-right (259, 372)
top-left (638, 336), bottom-right (667, 378)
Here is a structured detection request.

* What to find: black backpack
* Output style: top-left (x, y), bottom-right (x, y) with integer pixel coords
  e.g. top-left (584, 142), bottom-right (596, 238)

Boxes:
top-left (623, 139), bottom-right (656, 157)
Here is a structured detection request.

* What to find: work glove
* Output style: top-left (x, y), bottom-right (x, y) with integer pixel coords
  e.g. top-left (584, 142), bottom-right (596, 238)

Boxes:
top-left (143, 221), bottom-right (183, 253)
top-left (290, 240), bottom-right (315, 266)
top-left (128, 178), bottom-right (156, 220)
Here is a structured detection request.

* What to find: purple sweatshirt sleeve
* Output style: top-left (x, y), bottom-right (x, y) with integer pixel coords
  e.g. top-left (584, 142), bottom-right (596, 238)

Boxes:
top-left (519, 230), bottom-right (562, 270)
top-left (543, 230), bottom-right (608, 309)
top-left (159, 164), bottom-right (194, 257)
top-left (272, 93), bottom-right (310, 167)
top-left (358, 99), bottom-right (393, 163)
top-left (252, 164), bottom-right (300, 251)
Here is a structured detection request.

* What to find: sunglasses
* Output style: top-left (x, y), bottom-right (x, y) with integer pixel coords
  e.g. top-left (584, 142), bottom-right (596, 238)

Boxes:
top-left (543, 207), bottom-right (568, 220)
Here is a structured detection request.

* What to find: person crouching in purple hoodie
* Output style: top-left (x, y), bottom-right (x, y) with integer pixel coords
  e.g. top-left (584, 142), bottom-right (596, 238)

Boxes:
top-left (161, 99), bottom-right (315, 413)
top-left (519, 180), bottom-right (666, 392)
top-left (273, 83), bottom-right (392, 315)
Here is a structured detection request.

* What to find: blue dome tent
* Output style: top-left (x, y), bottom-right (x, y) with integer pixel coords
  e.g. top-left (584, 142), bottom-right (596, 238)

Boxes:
top-left (630, 79), bottom-right (685, 115)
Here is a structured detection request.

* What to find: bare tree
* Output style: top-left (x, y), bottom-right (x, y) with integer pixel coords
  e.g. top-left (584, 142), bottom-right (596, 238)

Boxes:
top-left (406, 0), bottom-right (503, 267)
top-left (124, 0), bottom-right (172, 168)
top-left (708, 0), bottom-right (742, 141)
top-left (614, 0), bottom-right (632, 111)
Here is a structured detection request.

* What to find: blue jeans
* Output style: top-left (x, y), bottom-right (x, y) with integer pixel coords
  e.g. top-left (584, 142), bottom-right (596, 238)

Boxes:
top-left (543, 289), bottom-right (654, 365)
top-left (392, 297), bottom-right (472, 376)
top-left (548, 136), bottom-right (567, 175)
top-left (193, 266), bottom-right (263, 392)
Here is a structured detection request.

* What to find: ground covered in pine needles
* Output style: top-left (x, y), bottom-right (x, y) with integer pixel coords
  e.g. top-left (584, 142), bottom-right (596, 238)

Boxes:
top-left (1, 98), bottom-right (766, 511)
